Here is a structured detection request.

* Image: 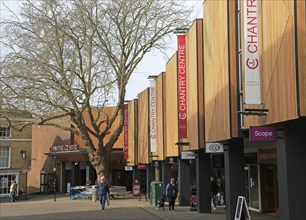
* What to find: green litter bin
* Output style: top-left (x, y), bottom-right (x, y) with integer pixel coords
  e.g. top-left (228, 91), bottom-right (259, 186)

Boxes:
top-left (150, 181), bottom-right (163, 206)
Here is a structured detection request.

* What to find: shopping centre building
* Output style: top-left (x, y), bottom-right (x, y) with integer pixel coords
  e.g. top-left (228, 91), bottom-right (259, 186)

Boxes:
top-left (20, 1), bottom-right (306, 220)
top-left (127, 1), bottom-right (306, 219)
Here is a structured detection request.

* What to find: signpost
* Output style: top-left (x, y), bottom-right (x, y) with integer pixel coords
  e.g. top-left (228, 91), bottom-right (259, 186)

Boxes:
top-left (249, 126), bottom-right (277, 142)
top-left (205, 142), bottom-right (224, 153)
top-left (181, 151), bottom-right (195, 160)
top-left (124, 166), bottom-right (133, 171)
top-left (234, 196), bottom-right (251, 220)
top-left (132, 182), bottom-right (141, 196)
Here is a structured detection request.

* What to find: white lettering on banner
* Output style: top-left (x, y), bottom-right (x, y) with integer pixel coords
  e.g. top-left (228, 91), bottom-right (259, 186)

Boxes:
top-left (244, 0), bottom-right (261, 104)
top-left (177, 35), bottom-right (187, 138)
top-left (50, 144), bottom-right (79, 152)
top-left (179, 113), bottom-right (187, 120)
top-left (254, 131), bottom-right (273, 137)
top-left (150, 80), bottom-right (157, 152)
top-left (123, 104), bottom-right (128, 160)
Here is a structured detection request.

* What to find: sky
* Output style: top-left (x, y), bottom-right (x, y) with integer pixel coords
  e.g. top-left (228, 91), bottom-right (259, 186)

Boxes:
top-left (125, 1), bottom-right (203, 100)
top-left (0, 0), bottom-right (203, 101)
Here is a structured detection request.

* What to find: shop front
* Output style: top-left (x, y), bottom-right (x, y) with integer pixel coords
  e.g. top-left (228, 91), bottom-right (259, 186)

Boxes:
top-left (244, 148), bottom-right (278, 213)
top-left (243, 126), bottom-right (278, 214)
top-left (45, 145), bottom-right (127, 193)
top-left (45, 144), bottom-right (91, 193)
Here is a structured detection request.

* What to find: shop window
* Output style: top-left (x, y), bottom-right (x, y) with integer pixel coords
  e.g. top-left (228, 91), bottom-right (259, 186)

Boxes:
top-left (0, 146), bottom-right (10, 168)
top-left (0, 173), bottom-right (18, 195)
top-left (244, 152), bottom-right (258, 164)
top-left (79, 161), bottom-right (86, 170)
top-left (65, 162), bottom-right (72, 170)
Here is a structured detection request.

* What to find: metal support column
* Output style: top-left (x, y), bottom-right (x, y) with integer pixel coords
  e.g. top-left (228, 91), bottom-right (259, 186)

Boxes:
top-left (277, 121), bottom-right (306, 220)
top-left (196, 149), bottom-right (211, 213)
top-left (178, 158), bottom-right (190, 206)
top-left (224, 139), bottom-right (244, 220)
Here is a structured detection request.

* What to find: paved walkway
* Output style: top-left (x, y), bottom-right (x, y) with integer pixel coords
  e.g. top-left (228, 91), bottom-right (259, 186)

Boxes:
top-left (0, 194), bottom-right (279, 220)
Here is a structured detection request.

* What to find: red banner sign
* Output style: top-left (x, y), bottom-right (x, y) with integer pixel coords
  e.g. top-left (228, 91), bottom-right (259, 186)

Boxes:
top-left (137, 164), bottom-right (146, 170)
top-left (123, 104), bottom-right (128, 160)
top-left (132, 183), bottom-right (141, 196)
top-left (177, 35), bottom-right (187, 138)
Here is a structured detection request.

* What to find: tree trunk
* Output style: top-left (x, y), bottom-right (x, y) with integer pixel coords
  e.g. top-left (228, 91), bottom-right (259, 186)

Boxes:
top-left (88, 150), bottom-right (110, 184)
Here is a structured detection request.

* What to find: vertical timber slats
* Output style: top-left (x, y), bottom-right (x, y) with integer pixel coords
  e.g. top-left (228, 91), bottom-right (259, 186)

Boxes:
top-left (137, 89), bottom-right (149, 164)
top-left (203, 0), bottom-right (231, 142)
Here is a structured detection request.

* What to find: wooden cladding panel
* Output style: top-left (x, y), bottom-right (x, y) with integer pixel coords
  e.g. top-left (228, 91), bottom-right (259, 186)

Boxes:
top-left (244, 0), bottom-right (298, 127)
top-left (228, 0), bottom-right (238, 138)
top-left (164, 54), bottom-right (179, 157)
top-left (297, 0), bottom-right (306, 116)
top-left (137, 89), bottom-right (149, 164)
top-left (203, 0), bottom-right (231, 142)
top-left (196, 19), bottom-right (205, 149)
top-left (127, 100), bottom-right (137, 166)
top-left (74, 107), bottom-right (124, 149)
top-left (155, 73), bottom-right (164, 160)
top-left (186, 20), bottom-right (201, 151)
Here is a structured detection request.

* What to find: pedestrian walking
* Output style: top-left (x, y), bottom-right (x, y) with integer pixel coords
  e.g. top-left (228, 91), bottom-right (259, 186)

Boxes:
top-left (166, 178), bottom-right (178, 211)
top-left (98, 176), bottom-right (110, 210)
top-left (211, 177), bottom-right (218, 210)
top-left (9, 180), bottom-right (17, 203)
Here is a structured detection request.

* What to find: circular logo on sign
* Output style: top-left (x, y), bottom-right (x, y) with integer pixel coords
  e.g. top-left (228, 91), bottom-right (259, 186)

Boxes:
top-left (209, 143), bottom-right (221, 152)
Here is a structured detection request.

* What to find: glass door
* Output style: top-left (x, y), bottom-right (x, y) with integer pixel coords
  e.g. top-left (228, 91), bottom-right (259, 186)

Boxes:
top-left (249, 165), bottom-right (259, 209)
top-left (245, 165), bottom-right (259, 210)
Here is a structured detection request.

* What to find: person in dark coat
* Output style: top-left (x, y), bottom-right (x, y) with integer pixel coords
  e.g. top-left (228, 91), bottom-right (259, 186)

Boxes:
top-left (98, 176), bottom-right (110, 210)
top-left (211, 177), bottom-right (218, 210)
top-left (166, 178), bottom-right (178, 211)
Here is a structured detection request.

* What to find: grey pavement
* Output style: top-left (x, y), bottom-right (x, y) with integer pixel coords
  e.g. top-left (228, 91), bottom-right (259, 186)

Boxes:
top-left (0, 194), bottom-right (279, 220)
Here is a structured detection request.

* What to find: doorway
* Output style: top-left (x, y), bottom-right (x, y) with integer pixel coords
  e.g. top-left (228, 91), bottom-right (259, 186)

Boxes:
top-left (244, 165), bottom-right (260, 211)
top-left (260, 164), bottom-right (277, 212)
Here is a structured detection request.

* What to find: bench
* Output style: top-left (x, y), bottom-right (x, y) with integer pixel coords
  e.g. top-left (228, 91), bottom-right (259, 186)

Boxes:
top-left (109, 186), bottom-right (133, 199)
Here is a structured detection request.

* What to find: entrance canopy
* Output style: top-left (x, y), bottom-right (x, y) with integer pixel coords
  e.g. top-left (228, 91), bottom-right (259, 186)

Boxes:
top-left (45, 144), bottom-right (88, 162)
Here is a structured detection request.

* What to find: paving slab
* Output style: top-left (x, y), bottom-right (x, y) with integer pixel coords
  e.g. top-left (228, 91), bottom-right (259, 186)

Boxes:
top-left (0, 194), bottom-right (278, 220)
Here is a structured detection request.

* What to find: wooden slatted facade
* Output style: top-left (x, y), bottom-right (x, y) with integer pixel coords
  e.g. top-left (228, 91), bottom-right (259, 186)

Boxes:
top-left (127, 99), bottom-right (138, 166)
top-left (137, 89), bottom-right (149, 164)
top-left (243, 0), bottom-right (298, 127)
top-left (74, 107), bottom-right (124, 149)
top-left (154, 73), bottom-right (165, 160)
top-left (297, 0), bottom-right (306, 116)
top-left (185, 19), bottom-right (205, 151)
top-left (164, 54), bottom-right (179, 157)
top-left (203, 0), bottom-right (231, 142)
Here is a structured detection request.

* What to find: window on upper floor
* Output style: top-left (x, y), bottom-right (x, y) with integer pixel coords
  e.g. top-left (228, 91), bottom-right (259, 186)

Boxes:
top-left (0, 146), bottom-right (10, 168)
top-left (0, 127), bottom-right (10, 138)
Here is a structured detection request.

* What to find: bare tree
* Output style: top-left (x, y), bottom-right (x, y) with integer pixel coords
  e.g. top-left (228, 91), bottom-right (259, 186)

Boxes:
top-left (0, 0), bottom-right (192, 180)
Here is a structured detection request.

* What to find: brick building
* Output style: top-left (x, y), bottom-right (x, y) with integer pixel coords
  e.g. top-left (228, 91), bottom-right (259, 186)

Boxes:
top-left (28, 107), bottom-right (126, 194)
top-left (0, 112), bottom-right (32, 197)
top-left (27, 124), bottom-right (71, 194)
